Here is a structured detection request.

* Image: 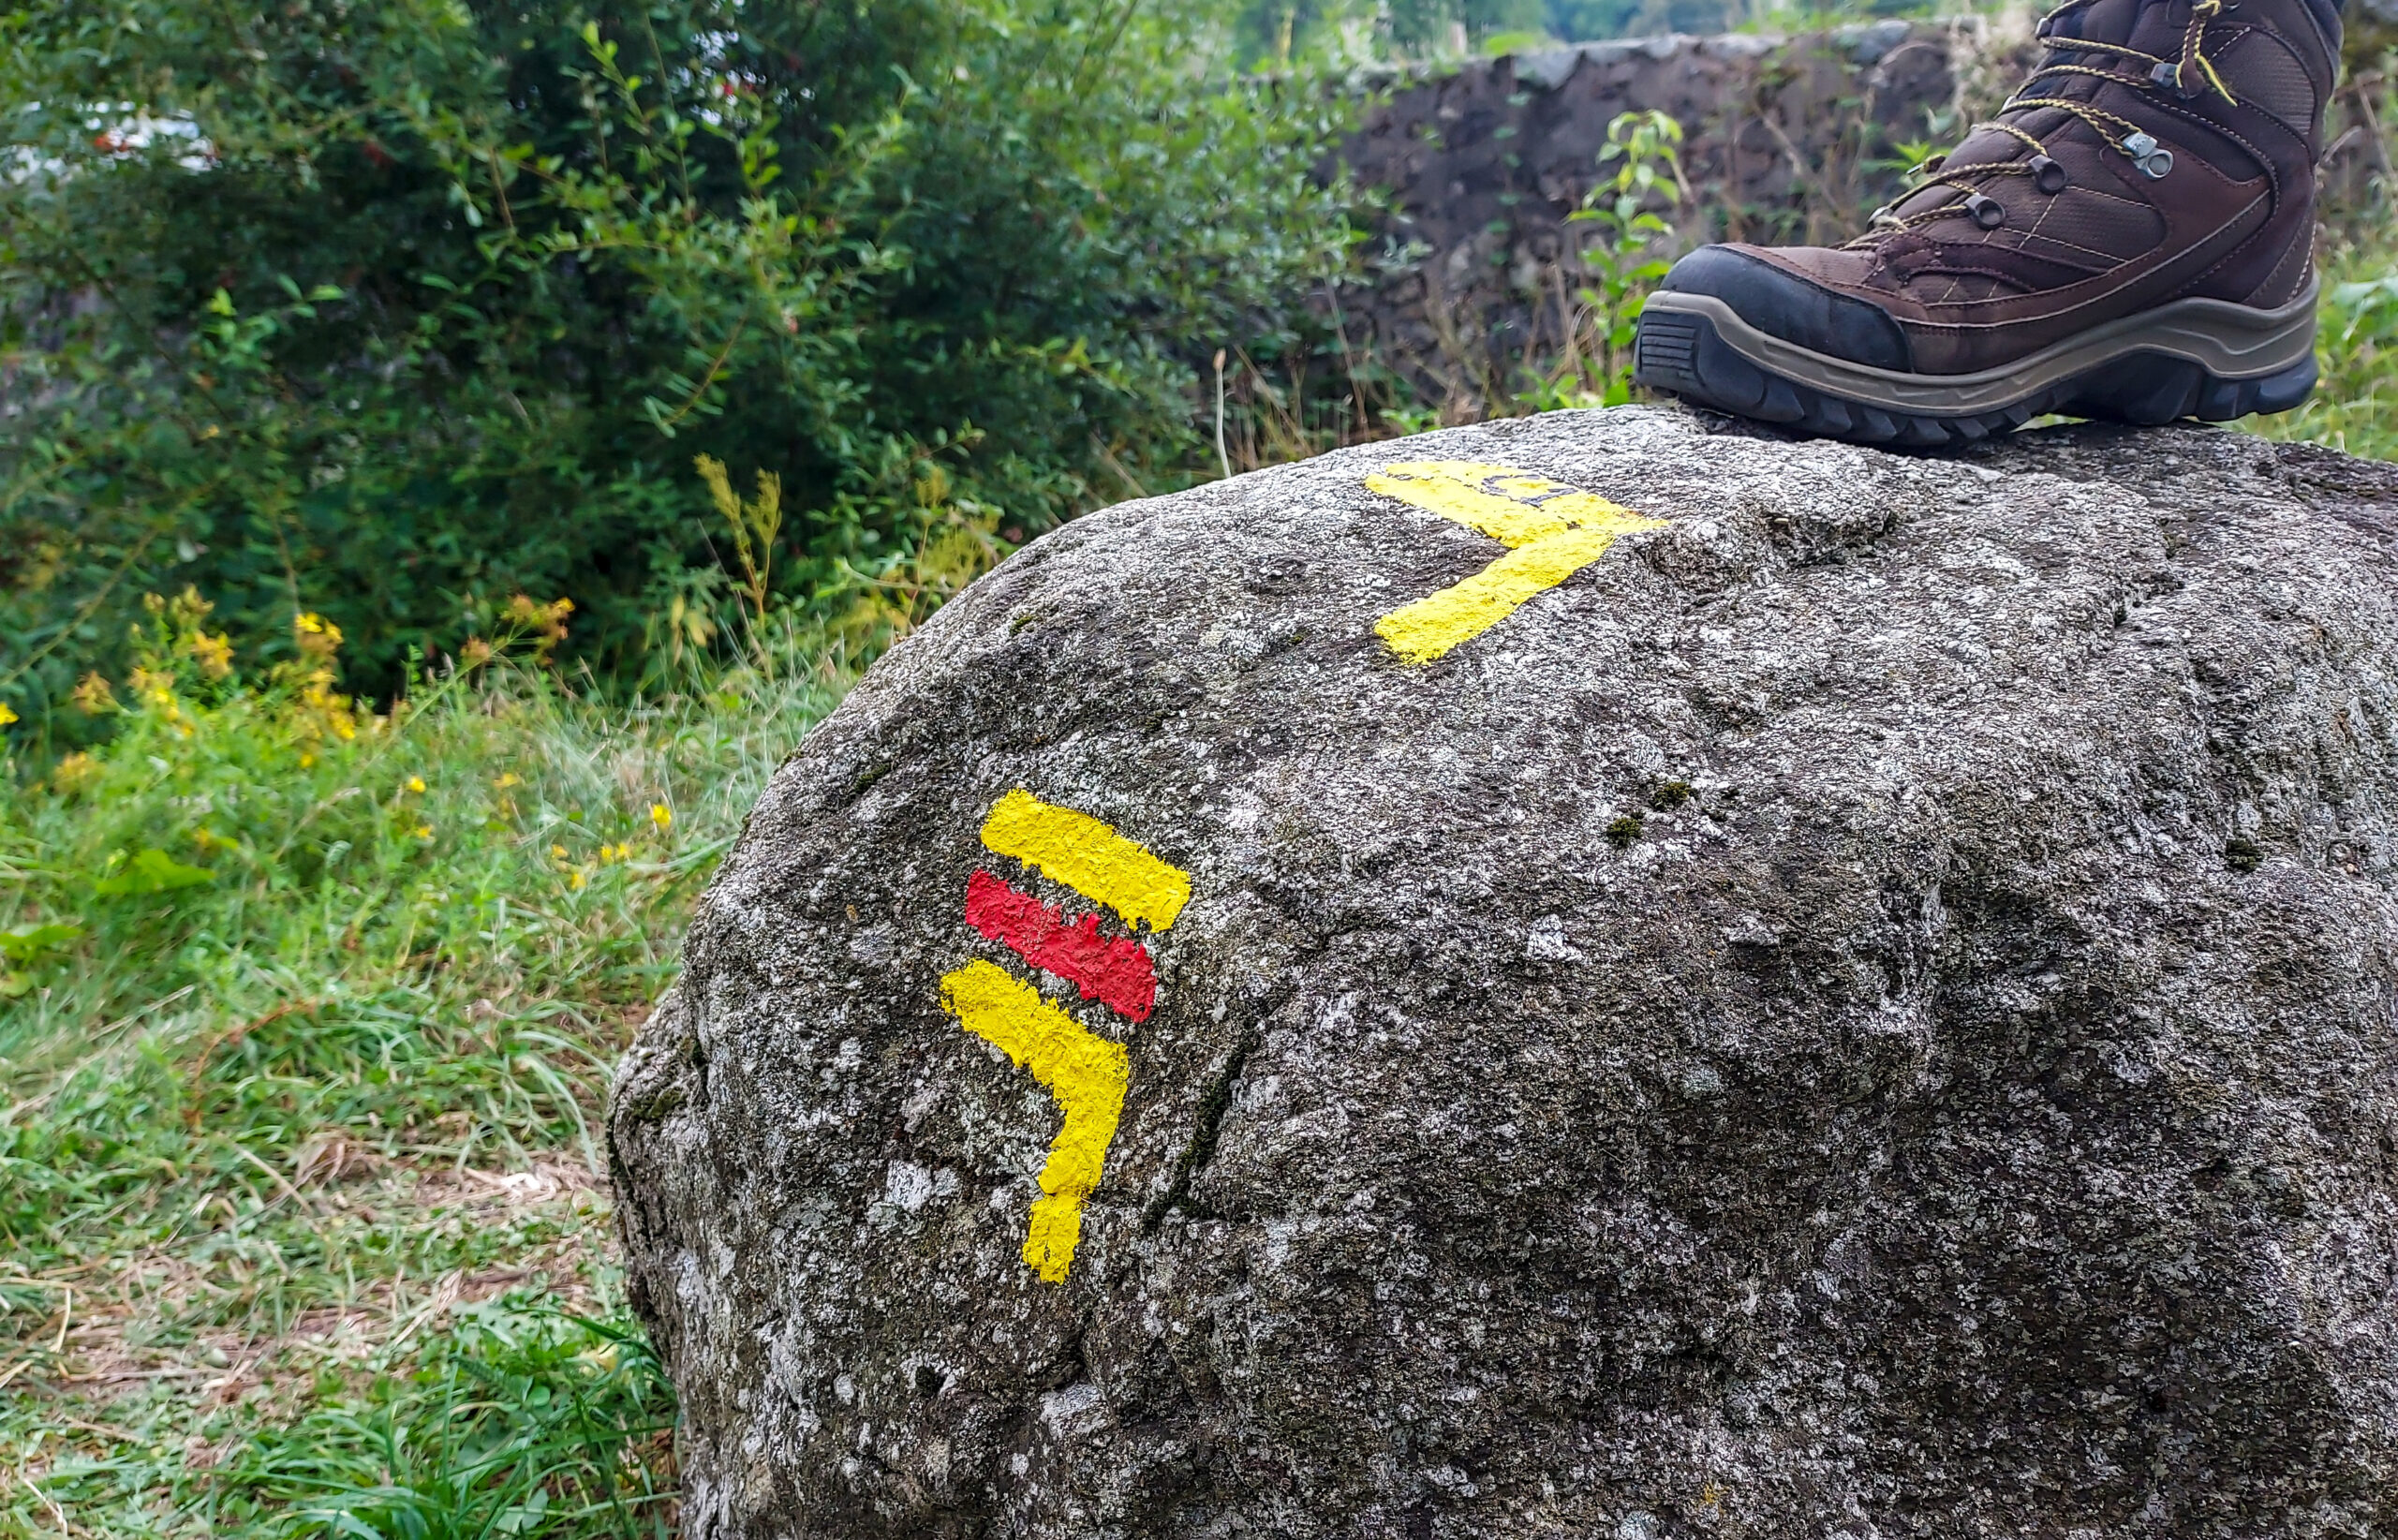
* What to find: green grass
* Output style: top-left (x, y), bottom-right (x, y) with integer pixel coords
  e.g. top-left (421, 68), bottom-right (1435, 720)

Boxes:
top-left (2249, 238), bottom-right (2398, 462)
top-left (0, 598), bottom-right (853, 1540)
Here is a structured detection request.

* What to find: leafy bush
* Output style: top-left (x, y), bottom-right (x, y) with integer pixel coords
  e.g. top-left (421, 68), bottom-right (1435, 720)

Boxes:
top-left (0, 0), bottom-right (1356, 718)
top-left (1519, 110), bottom-right (1689, 411)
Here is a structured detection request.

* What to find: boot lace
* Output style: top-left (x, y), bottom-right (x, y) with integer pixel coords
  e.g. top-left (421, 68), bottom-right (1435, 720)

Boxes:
top-left (1852, 0), bottom-right (2234, 244)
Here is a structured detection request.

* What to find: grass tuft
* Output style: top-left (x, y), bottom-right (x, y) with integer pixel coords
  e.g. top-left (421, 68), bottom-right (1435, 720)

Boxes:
top-left (2250, 244), bottom-right (2398, 463)
top-left (0, 598), bottom-right (852, 1540)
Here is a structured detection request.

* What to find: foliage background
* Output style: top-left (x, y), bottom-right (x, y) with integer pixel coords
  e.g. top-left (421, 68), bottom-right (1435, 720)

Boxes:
top-left (0, 0), bottom-right (1358, 722)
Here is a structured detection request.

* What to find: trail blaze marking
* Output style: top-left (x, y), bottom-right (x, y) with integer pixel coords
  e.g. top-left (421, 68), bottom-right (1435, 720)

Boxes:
top-left (940, 790), bottom-right (1191, 1282)
top-left (1364, 460), bottom-right (1665, 663)
top-left (965, 868), bottom-right (1159, 1021)
top-left (980, 788), bottom-right (1191, 932)
top-left (940, 960), bottom-right (1131, 1283)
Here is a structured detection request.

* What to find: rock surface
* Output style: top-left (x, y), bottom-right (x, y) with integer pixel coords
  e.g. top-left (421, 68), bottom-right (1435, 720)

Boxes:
top-left (610, 407), bottom-right (2398, 1538)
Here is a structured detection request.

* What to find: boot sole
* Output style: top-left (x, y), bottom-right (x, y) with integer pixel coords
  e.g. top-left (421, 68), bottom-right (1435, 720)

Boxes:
top-left (1632, 281), bottom-right (2318, 447)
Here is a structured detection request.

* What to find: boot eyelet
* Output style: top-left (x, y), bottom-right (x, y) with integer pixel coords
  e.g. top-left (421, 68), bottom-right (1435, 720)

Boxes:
top-left (2028, 155), bottom-right (2068, 193)
top-left (2124, 132), bottom-right (2174, 178)
top-left (2149, 59), bottom-right (2197, 96)
top-left (1964, 193), bottom-right (2006, 230)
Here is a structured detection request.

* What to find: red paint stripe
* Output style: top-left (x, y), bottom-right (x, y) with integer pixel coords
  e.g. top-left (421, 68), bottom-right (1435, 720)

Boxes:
top-left (964, 869), bottom-right (1157, 1022)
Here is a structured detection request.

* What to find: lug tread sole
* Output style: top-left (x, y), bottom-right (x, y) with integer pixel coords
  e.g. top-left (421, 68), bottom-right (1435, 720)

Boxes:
top-left (1632, 309), bottom-right (2318, 447)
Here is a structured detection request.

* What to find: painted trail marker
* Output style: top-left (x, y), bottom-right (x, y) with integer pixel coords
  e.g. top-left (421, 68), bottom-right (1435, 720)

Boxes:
top-left (941, 790), bottom-right (1190, 1282)
top-left (1365, 461), bottom-right (1665, 663)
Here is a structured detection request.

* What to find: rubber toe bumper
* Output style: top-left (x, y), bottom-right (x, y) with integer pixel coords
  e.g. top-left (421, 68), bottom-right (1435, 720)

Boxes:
top-left (1657, 245), bottom-right (1914, 372)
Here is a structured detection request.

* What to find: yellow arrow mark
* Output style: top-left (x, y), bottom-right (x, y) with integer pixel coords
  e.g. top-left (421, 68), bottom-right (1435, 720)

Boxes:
top-left (941, 958), bottom-right (1130, 1282)
top-left (980, 788), bottom-right (1192, 932)
top-left (1365, 460), bottom-right (1665, 663)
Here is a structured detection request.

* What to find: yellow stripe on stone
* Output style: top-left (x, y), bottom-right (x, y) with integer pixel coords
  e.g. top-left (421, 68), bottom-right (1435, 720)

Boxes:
top-left (980, 788), bottom-right (1192, 932)
top-left (1364, 460), bottom-right (1665, 663)
top-left (1375, 525), bottom-right (1629, 665)
top-left (941, 958), bottom-right (1130, 1282)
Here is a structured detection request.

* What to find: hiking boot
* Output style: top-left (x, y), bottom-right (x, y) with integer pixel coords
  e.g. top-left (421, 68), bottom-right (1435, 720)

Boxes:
top-left (1633, 0), bottom-right (2341, 445)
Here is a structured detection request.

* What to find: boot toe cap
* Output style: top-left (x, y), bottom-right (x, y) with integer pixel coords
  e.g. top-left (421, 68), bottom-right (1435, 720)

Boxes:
top-left (1659, 245), bottom-right (1914, 373)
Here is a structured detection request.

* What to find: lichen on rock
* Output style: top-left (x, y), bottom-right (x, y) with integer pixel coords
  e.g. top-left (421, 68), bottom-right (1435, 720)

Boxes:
top-left (609, 407), bottom-right (2398, 1537)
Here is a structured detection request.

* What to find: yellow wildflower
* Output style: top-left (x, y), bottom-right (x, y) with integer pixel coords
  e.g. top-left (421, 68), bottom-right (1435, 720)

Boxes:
top-left (502, 595), bottom-right (575, 660)
top-left (550, 843), bottom-right (569, 861)
top-left (292, 670), bottom-right (359, 745)
top-left (504, 594), bottom-right (575, 629)
top-left (567, 868), bottom-right (586, 891)
top-left (0, 703), bottom-right (15, 728)
top-left (128, 666), bottom-right (177, 712)
top-left (406, 776), bottom-right (426, 793)
top-left (650, 803), bottom-right (673, 831)
top-left (413, 823), bottom-right (434, 840)
top-left (294, 612), bottom-right (344, 660)
top-left (460, 637), bottom-right (494, 669)
top-left (187, 629), bottom-right (234, 680)
top-left (72, 674), bottom-right (118, 715)
top-left (494, 772), bottom-right (521, 790)
top-left (168, 586), bottom-right (214, 630)
top-left (50, 751), bottom-right (97, 795)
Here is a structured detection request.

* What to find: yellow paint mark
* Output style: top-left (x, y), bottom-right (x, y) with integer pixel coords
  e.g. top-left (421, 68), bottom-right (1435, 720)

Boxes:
top-left (941, 959), bottom-right (1130, 1282)
top-left (980, 788), bottom-right (1192, 932)
top-left (1363, 460), bottom-right (1665, 663)
top-left (1376, 525), bottom-right (1626, 665)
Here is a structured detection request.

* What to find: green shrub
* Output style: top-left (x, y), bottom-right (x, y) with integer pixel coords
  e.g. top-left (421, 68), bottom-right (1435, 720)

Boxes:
top-left (0, 0), bottom-right (1357, 719)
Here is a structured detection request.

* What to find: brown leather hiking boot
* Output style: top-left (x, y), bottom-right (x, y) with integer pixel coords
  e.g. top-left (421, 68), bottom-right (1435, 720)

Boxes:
top-left (1634, 0), bottom-right (2341, 445)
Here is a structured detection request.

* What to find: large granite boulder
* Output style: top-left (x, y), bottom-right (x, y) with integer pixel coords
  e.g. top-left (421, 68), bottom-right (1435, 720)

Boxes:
top-left (609, 407), bottom-right (2398, 1538)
